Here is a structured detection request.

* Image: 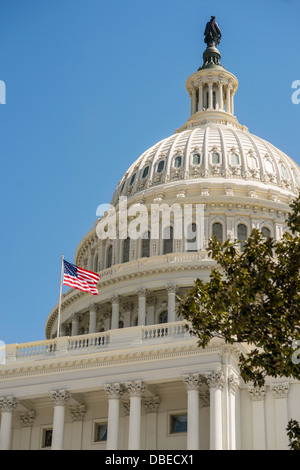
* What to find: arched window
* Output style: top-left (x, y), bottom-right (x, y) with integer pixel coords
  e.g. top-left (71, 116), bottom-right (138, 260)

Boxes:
top-left (163, 226), bottom-right (173, 254)
top-left (130, 173), bottom-right (136, 185)
top-left (141, 231), bottom-right (150, 258)
top-left (174, 156), bottom-right (182, 168)
top-left (123, 238), bottom-right (130, 263)
top-left (142, 166), bottom-right (150, 178)
top-left (231, 153), bottom-right (239, 166)
top-left (193, 153), bottom-right (201, 165)
top-left (157, 160), bottom-right (165, 173)
top-left (107, 245), bottom-right (113, 268)
top-left (212, 152), bottom-right (220, 164)
top-left (212, 222), bottom-right (223, 243)
top-left (186, 223), bottom-right (197, 252)
top-left (159, 311), bottom-right (168, 324)
top-left (261, 226), bottom-right (271, 239)
top-left (237, 223), bottom-right (248, 250)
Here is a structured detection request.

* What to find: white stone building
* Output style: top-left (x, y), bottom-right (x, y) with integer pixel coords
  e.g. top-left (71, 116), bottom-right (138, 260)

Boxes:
top-left (1, 30), bottom-right (300, 451)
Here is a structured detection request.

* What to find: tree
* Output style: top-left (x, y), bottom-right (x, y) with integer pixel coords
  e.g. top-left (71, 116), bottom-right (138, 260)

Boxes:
top-left (286, 419), bottom-right (300, 450)
top-left (178, 195), bottom-right (300, 388)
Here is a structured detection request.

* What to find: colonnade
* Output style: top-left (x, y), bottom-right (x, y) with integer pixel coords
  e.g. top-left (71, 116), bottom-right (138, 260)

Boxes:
top-left (190, 79), bottom-right (235, 116)
top-left (0, 377), bottom-right (292, 450)
top-left (60, 284), bottom-right (179, 337)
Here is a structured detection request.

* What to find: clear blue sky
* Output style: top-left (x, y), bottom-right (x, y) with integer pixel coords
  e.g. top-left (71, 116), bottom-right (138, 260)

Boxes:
top-left (0, 0), bottom-right (299, 344)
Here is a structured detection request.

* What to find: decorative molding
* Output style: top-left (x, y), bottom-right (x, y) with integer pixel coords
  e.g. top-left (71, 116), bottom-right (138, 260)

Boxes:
top-left (143, 397), bottom-right (160, 413)
top-left (125, 381), bottom-right (146, 398)
top-left (206, 371), bottom-right (225, 390)
top-left (50, 390), bottom-right (70, 406)
top-left (104, 383), bottom-right (125, 399)
top-left (248, 386), bottom-right (266, 401)
top-left (0, 396), bottom-right (18, 412)
top-left (182, 373), bottom-right (203, 391)
top-left (19, 411), bottom-right (35, 427)
top-left (270, 382), bottom-right (289, 399)
top-left (70, 405), bottom-right (86, 422)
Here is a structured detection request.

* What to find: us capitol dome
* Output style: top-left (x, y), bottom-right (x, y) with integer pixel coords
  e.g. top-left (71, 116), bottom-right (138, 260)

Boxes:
top-left (1, 17), bottom-right (300, 451)
top-left (45, 19), bottom-right (300, 340)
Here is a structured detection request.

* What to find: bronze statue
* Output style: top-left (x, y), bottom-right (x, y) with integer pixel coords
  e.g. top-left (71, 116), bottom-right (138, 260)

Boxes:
top-left (204, 16), bottom-right (222, 47)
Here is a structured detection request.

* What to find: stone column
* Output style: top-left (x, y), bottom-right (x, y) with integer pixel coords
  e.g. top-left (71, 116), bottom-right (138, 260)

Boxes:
top-left (110, 295), bottom-right (120, 330)
top-left (89, 303), bottom-right (97, 334)
top-left (0, 396), bottom-right (18, 450)
top-left (104, 383), bottom-right (124, 450)
top-left (218, 81), bottom-right (223, 110)
top-left (146, 295), bottom-right (156, 325)
top-left (231, 88), bottom-right (234, 115)
top-left (70, 405), bottom-right (86, 450)
top-left (137, 289), bottom-right (147, 326)
top-left (167, 284), bottom-right (177, 323)
top-left (270, 383), bottom-right (290, 449)
top-left (191, 86), bottom-right (197, 115)
top-left (126, 381), bottom-right (146, 450)
top-left (50, 390), bottom-right (70, 450)
top-left (143, 397), bottom-right (160, 450)
top-left (182, 374), bottom-right (202, 450)
top-left (208, 81), bottom-right (213, 110)
top-left (228, 374), bottom-right (240, 450)
top-left (207, 371), bottom-right (225, 450)
top-left (71, 313), bottom-right (80, 336)
top-left (226, 85), bottom-right (232, 113)
top-left (19, 411), bottom-right (35, 450)
top-left (198, 83), bottom-right (203, 111)
top-left (248, 386), bottom-right (266, 450)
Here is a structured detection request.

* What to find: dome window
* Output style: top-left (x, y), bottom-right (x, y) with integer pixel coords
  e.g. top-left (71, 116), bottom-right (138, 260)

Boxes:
top-left (122, 238), bottom-right (130, 263)
top-left (142, 166), bottom-right (150, 178)
top-left (212, 152), bottom-right (220, 164)
top-left (163, 226), bottom-right (173, 254)
top-left (293, 170), bottom-right (299, 186)
top-left (120, 181), bottom-right (126, 192)
top-left (107, 245), bottom-right (113, 268)
top-left (212, 222), bottom-right (223, 243)
top-left (237, 223), bottom-right (248, 251)
top-left (261, 227), bottom-right (271, 239)
top-left (157, 160), bottom-right (165, 173)
top-left (265, 158), bottom-right (274, 173)
top-left (141, 231), bottom-right (150, 258)
top-left (159, 311), bottom-right (168, 324)
top-left (280, 164), bottom-right (289, 180)
top-left (130, 173), bottom-right (136, 185)
top-left (248, 154), bottom-right (258, 169)
top-left (193, 153), bottom-right (201, 165)
top-left (186, 223), bottom-right (197, 252)
top-left (231, 153), bottom-right (240, 166)
top-left (174, 156), bottom-right (182, 168)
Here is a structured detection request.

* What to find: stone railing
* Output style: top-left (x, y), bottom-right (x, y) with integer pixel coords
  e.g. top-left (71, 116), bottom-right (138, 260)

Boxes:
top-left (1, 321), bottom-right (192, 364)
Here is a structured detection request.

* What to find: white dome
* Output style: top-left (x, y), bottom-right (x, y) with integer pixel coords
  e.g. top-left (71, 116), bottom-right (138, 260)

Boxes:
top-left (111, 123), bottom-right (300, 206)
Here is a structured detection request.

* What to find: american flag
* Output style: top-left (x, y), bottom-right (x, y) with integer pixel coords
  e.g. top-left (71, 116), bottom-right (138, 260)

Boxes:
top-left (63, 260), bottom-right (100, 296)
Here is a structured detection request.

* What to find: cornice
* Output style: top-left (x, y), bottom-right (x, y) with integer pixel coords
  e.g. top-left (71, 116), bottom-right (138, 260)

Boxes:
top-left (0, 337), bottom-right (245, 385)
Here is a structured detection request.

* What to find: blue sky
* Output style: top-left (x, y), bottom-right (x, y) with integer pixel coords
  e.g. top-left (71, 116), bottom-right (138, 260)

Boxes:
top-left (0, 0), bottom-right (299, 344)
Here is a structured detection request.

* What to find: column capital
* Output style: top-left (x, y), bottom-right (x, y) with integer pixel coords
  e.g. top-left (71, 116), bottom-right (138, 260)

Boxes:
top-left (50, 390), bottom-right (70, 406)
top-left (125, 381), bottom-right (146, 398)
top-left (247, 385), bottom-right (266, 401)
top-left (228, 374), bottom-right (240, 394)
top-left (136, 288), bottom-right (147, 297)
top-left (143, 397), bottom-right (160, 414)
top-left (0, 396), bottom-right (18, 412)
top-left (110, 295), bottom-right (121, 305)
top-left (89, 302), bottom-right (97, 312)
top-left (70, 405), bottom-right (86, 422)
top-left (182, 373), bottom-right (203, 391)
top-left (206, 371), bottom-right (225, 390)
top-left (19, 411), bottom-right (35, 428)
top-left (166, 283), bottom-right (177, 294)
top-left (270, 382), bottom-right (289, 399)
top-left (104, 383), bottom-right (125, 399)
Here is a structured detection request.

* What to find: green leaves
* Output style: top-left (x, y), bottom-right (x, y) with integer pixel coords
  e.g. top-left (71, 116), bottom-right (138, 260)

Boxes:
top-left (177, 194), bottom-right (300, 387)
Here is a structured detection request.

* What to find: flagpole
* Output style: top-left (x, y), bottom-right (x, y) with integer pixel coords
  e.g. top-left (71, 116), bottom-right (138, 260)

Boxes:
top-left (57, 254), bottom-right (64, 338)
